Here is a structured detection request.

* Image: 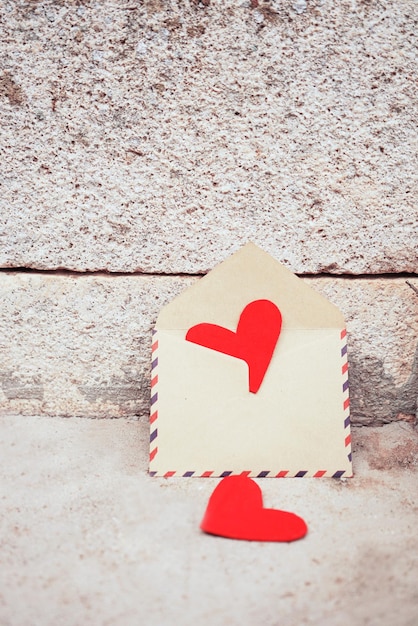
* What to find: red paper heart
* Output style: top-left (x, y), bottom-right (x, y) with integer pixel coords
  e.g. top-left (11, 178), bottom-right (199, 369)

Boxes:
top-left (186, 299), bottom-right (282, 393)
top-left (201, 476), bottom-right (308, 542)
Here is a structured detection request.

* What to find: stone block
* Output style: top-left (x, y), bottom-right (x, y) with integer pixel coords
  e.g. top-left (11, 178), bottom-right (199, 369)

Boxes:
top-left (0, 272), bottom-right (192, 418)
top-left (0, 272), bottom-right (416, 424)
top-left (0, 1), bottom-right (417, 274)
top-left (312, 277), bottom-right (418, 425)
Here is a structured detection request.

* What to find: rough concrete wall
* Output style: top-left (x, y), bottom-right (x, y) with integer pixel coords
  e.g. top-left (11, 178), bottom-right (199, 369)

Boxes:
top-left (0, 0), bottom-right (417, 423)
top-left (0, 272), bottom-right (417, 424)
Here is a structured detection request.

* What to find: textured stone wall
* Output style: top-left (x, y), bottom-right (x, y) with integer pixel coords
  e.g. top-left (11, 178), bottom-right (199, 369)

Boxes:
top-left (0, 272), bottom-right (417, 424)
top-left (0, 0), bottom-right (417, 423)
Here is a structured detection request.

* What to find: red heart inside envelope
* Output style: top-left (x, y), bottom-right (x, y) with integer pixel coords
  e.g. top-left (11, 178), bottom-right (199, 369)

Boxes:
top-left (186, 299), bottom-right (282, 393)
top-left (201, 476), bottom-right (308, 542)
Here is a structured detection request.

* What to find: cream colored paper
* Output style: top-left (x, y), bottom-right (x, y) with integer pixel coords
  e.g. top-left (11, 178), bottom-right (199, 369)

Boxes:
top-left (150, 243), bottom-right (352, 477)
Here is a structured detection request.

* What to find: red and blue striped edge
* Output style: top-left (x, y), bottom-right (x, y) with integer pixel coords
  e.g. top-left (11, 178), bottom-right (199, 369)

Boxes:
top-left (149, 329), bottom-right (159, 464)
top-left (149, 327), bottom-right (352, 478)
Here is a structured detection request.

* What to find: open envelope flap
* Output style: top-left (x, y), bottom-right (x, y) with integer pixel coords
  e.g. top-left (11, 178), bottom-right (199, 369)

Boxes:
top-left (156, 243), bottom-right (344, 331)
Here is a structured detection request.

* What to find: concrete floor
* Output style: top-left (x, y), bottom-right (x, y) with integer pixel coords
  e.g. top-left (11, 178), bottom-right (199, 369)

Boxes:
top-left (0, 415), bottom-right (417, 626)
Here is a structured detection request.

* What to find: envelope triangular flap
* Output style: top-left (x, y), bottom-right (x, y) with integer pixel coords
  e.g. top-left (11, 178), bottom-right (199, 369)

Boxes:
top-left (156, 243), bottom-right (344, 331)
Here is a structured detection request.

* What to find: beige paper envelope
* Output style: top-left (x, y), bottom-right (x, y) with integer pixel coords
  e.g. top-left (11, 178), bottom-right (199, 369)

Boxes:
top-left (150, 243), bottom-right (352, 478)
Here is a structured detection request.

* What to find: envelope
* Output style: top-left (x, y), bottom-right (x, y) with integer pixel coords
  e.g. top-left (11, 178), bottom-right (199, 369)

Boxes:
top-left (150, 243), bottom-right (352, 478)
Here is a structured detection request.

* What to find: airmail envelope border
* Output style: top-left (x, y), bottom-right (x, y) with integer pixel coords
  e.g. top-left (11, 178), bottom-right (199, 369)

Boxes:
top-left (149, 245), bottom-right (353, 478)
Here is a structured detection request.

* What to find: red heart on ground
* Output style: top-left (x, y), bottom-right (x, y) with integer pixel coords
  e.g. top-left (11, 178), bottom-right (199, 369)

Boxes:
top-left (200, 476), bottom-right (308, 542)
top-left (185, 299), bottom-right (282, 393)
